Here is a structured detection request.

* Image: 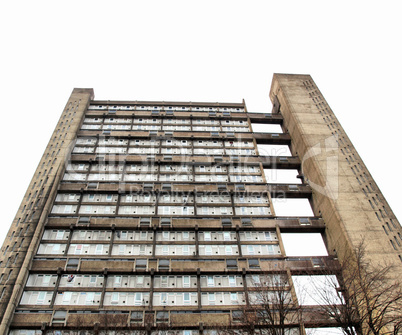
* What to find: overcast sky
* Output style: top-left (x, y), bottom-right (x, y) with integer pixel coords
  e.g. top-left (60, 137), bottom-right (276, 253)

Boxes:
top-left (0, 1), bottom-right (401, 246)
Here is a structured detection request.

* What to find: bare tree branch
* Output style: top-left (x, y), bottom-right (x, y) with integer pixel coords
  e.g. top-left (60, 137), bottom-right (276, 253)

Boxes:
top-left (302, 241), bottom-right (402, 335)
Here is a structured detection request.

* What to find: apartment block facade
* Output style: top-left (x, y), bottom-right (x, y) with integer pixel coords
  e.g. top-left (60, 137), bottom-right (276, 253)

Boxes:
top-left (0, 74), bottom-right (401, 335)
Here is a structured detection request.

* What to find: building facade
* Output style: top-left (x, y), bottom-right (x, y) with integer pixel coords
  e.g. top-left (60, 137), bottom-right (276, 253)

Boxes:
top-left (0, 74), bottom-right (401, 335)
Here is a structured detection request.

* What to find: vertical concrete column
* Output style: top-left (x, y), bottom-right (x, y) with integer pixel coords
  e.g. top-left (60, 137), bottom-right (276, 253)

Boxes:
top-left (0, 88), bottom-right (94, 334)
top-left (269, 73), bottom-right (402, 281)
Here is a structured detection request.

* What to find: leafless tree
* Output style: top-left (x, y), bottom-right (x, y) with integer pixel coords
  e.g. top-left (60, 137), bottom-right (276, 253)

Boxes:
top-left (250, 273), bottom-right (301, 335)
top-left (302, 242), bottom-right (402, 335)
top-left (97, 311), bottom-right (134, 334)
top-left (215, 272), bottom-right (301, 335)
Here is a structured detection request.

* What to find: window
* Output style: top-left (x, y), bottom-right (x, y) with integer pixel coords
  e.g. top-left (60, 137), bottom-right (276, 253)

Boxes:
top-left (267, 245), bottom-right (274, 254)
top-left (118, 245), bottom-right (126, 255)
top-left (207, 276), bottom-right (214, 287)
top-left (230, 311), bottom-right (243, 324)
top-left (141, 244), bottom-right (149, 255)
top-left (135, 292), bottom-right (143, 306)
top-left (53, 310), bottom-right (67, 324)
top-left (111, 292), bottom-right (119, 304)
top-left (160, 293), bottom-right (167, 305)
top-left (89, 275), bottom-right (97, 286)
top-left (251, 275), bottom-right (261, 285)
top-left (222, 218), bottom-right (232, 227)
top-left (156, 311), bottom-right (169, 322)
top-left (114, 276), bottom-right (122, 286)
top-left (136, 259), bottom-right (147, 270)
top-left (184, 292), bottom-right (190, 304)
top-left (248, 259), bottom-right (260, 268)
top-left (183, 276), bottom-right (190, 288)
top-left (66, 258), bottom-right (79, 270)
top-left (62, 291), bottom-right (72, 304)
top-left (52, 244), bottom-right (61, 253)
top-left (137, 276), bottom-right (144, 286)
top-left (208, 293), bottom-right (215, 304)
top-left (56, 230), bottom-right (64, 240)
top-left (229, 276), bottom-right (236, 287)
top-left (37, 291), bottom-right (46, 304)
top-left (86, 292), bottom-right (95, 305)
top-left (64, 205), bottom-right (73, 214)
top-left (95, 245), bottom-right (104, 255)
top-left (129, 311), bottom-right (144, 325)
top-left (159, 259), bottom-right (170, 271)
top-left (161, 276), bottom-right (168, 287)
top-left (13, 253), bottom-right (19, 265)
top-left (42, 275), bottom-right (51, 286)
top-left (227, 259), bottom-right (237, 269)
top-left (119, 231), bottom-right (127, 239)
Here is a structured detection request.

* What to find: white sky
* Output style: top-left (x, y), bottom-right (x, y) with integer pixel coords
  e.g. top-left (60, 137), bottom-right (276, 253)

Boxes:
top-left (282, 233), bottom-right (328, 257)
top-left (0, 1), bottom-right (401, 247)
